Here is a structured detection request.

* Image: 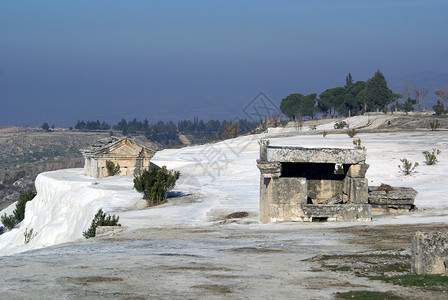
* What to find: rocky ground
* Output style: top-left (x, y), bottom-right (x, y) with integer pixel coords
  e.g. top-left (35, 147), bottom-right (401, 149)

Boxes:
top-left (0, 221), bottom-right (447, 299)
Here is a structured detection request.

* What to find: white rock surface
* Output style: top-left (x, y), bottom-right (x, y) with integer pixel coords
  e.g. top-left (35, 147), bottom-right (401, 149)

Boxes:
top-left (0, 169), bottom-right (142, 256)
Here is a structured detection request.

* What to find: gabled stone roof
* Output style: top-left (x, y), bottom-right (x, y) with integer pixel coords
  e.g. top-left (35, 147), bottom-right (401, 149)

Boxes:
top-left (80, 137), bottom-right (155, 158)
top-left (80, 137), bottom-right (121, 156)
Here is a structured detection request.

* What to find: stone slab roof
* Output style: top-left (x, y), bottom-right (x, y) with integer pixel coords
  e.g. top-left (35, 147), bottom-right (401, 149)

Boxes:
top-left (262, 146), bottom-right (366, 164)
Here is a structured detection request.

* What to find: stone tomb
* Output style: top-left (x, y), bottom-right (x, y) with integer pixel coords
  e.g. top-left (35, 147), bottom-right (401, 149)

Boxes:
top-left (412, 231), bottom-right (448, 275)
top-left (257, 146), bottom-right (371, 223)
top-left (80, 137), bottom-right (156, 179)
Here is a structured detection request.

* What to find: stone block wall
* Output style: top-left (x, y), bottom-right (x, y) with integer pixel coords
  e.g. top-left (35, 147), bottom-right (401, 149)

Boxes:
top-left (411, 231), bottom-right (448, 275)
top-left (302, 204), bottom-right (371, 222)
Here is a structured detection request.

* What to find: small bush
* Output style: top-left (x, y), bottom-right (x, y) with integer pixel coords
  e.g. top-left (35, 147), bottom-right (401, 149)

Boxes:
top-left (423, 148), bottom-right (441, 165)
top-left (134, 165), bottom-right (180, 206)
top-left (309, 125), bottom-right (317, 130)
top-left (13, 190), bottom-right (36, 223)
top-left (83, 209), bottom-right (121, 238)
top-left (399, 158), bottom-right (418, 175)
top-left (346, 129), bottom-right (357, 138)
top-left (334, 121), bottom-right (347, 129)
top-left (429, 120), bottom-right (440, 131)
top-left (24, 228), bottom-right (35, 244)
top-left (353, 138), bottom-right (366, 151)
top-left (106, 160), bottom-right (120, 176)
top-left (258, 139), bottom-right (270, 147)
top-left (1, 213), bottom-right (16, 230)
top-left (322, 130), bottom-right (328, 138)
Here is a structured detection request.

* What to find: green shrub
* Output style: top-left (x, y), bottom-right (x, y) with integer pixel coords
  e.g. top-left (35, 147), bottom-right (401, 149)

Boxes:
top-left (106, 160), bottom-right (120, 176)
top-left (1, 213), bottom-right (16, 230)
top-left (423, 148), bottom-right (441, 165)
top-left (24, 228), bottom-right (35, 244)
top-left (134, 165), bottom-right (180, 206)
top-left (347, 129), bottom-right (357, 138)
top-left (83, 209), bottom-right (121, 238)
top-left (258, 139), bottom-right (270, 147)
top-left (429, 120), bottom-right (440, 131)
top-left (13, 190), bottom-right (36, 222)
top-left (353, 138), bottom-right (366, 151)
top-left (399, 158), bottom-right (418, 175)
top-left (334, 121), bottom-right (347, 129)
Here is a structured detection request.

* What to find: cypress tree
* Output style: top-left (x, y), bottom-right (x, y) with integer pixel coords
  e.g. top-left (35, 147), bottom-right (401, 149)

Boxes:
top-left (364, 70), bottom-right (393, 112)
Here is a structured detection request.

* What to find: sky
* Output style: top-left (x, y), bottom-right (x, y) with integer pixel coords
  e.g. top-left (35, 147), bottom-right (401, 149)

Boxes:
top-left (1, 0), bottom-right (448, 127)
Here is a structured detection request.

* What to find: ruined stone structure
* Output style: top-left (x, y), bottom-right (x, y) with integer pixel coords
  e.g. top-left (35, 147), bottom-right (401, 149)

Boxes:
top-left (80, 137), bottom-right (156, 179)
top-left (257, 146), bottom-right (371, 223)
top-left (369, 185), bottom-right (417, 212)
top-left (412, 231), bottom-right (448, 275)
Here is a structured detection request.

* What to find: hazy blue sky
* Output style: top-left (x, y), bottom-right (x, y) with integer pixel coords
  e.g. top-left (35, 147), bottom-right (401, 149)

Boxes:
top-left (1, 0), bottom-right (447, 126)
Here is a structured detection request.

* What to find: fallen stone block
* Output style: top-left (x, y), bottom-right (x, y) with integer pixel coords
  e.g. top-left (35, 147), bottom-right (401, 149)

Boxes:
top-left (95, 226), bottom-right (124, 237)
top-left (411, 231), bottom-right (448, 275)
top-left (369, 186), bottom-right (417, 211)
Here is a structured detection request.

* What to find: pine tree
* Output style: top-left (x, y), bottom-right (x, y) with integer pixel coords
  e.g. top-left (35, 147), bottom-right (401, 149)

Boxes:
top-left (41, 122), bottom-right (50, 131)
top-left (83, 209), bottom-right (120, 238)
top-left (13, 190), bottom-right (37, 222)
top-left (134, 165), bottom-right (180, 206)
top-left (345, 73), bottom-right (353, 89)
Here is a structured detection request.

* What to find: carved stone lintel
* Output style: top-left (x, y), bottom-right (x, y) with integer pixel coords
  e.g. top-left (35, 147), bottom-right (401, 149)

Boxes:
top-left (256, 160), bottom-right (281, 178)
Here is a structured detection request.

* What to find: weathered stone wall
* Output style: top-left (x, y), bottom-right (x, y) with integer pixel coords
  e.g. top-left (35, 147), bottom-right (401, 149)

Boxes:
top-left (270, 177), bottom-right (307, 222)
top-left (411, 231), bottom-right (448, 275)
top-left (84, 157), bottom-right (99, 178)
top-left (94, 157), bottom-right (146, 178)
top-left (259, 178), bottom-right (272, 224)
top-left (307, 180), bottom-right (343, 204)
top-left (302, 204), bottom-right (371, 222)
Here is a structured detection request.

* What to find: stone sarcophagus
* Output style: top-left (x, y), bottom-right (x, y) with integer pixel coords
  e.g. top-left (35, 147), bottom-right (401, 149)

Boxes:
top-left (80, 137), bottom-right (156, 179)
top-left (257, 146), bottom-right (371, 223)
